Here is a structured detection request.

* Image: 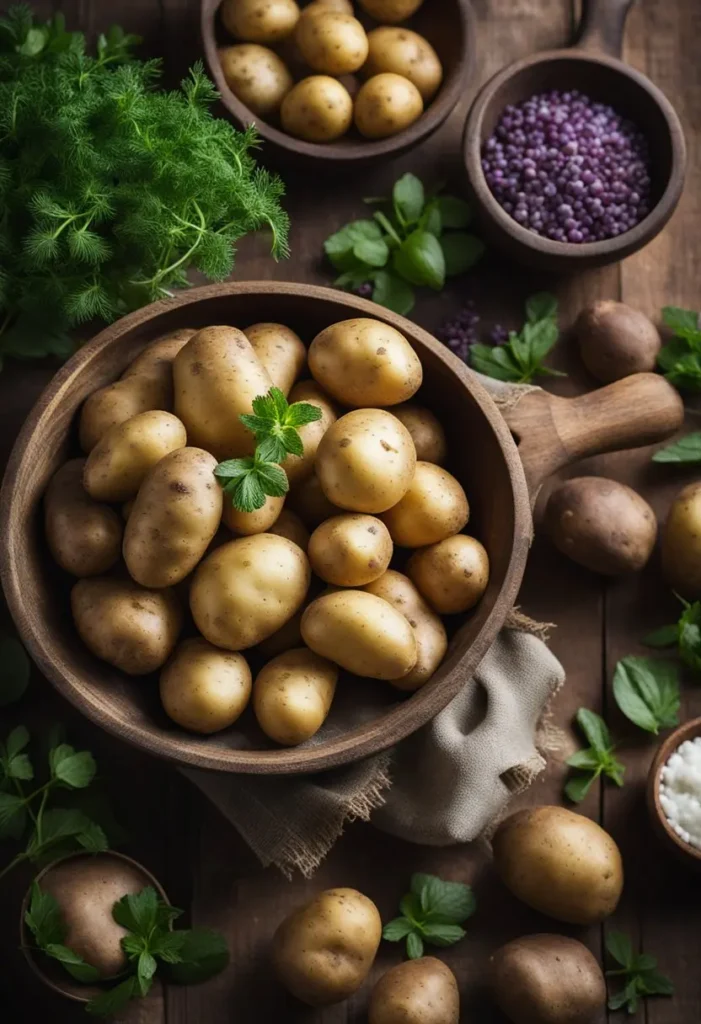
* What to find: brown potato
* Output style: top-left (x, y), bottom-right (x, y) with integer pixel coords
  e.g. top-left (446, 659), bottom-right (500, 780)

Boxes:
top-left (354, 73), bottom-right (424, 140)
top-left (79, 374), bottom-right (170, 453)
top-left (244, 322), bottom-right (307, 394)
top-left (253, 646), bottom-right (338, 745)
top-left (281, 75), bottom-right (353, 142)
top-left (222, 493), bottom-right (285, 535)
top-left (408, 534), bottom-right (489, 614)
top-left (661, 480), bottom-right (701, 597)
top-left (71, 577), bottom-right (182, 675)
top-left (391, 402), bottom-right (447, 464)
top-left (44, 460), bottom-right (122, 577)
top-left (122, 329), bottom-right (196, 387)
top-left (544, 476), bottom-right (657, 575)
top-left (492, 806), bottom-right (624, 925)
top-left (218, 44), bottom-right (294, 117)
top-left (575, 301), bottom-right (661, 383)
top-left (160, 637), bottom-right (252, 734)
top-left (288, 470), bottom-right (342, 527)
top-left (284, 379), bottom-right (339, 485)
top-left (268, 508), bottom-right (310, 549)
top-left (369, 957), bottom-right (459, 1024)
top-left (295, 10), bottom-right (369, 75)
top-left (381, 462), bottom-right (469, 547)
top-left (363, 27), bottom-right (443, 102)
top-left (221, 0), bottom-right (300, 43)
top-left (308, 513), bottom-right (393, 586)
top-left (358, 0), bottom-right (425, 22)
top-left (489, 933), bottom-right (607, 1024)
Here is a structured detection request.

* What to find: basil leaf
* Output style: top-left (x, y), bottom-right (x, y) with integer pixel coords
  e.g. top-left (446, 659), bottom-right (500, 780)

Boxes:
top-left (372, 270), bottom-right (415, 316)
top-left (565, 750), bottom-right (603, 770)
top-left (564, 773), bottom-right (597, 803)
top-left (576, 708), bottom-right (611, 753)
top-left (353, 237), bottom-right (389, 268)
top-left (470, 344), bottom-right (522, 382)
top-left (393, 173), bottom-right (425, 224)
top-left (406, 931), bottom-right (423, 959)
top-left (393, 230), bottom-right (445, 290)
top-left (440, 233), bottom-right (485, 277)
top-left (613, 656), bottom-right (680, 734)
top-left (643, 624), bottom-right (679, 647)
top-left (652, 432), bottom-right (701, 464)
top-left (435, 196), bottom-right (473, 229)
top-left (0, 636), bottom-right (30, 707)
top-left (382, 917), bottom-right (413, 942)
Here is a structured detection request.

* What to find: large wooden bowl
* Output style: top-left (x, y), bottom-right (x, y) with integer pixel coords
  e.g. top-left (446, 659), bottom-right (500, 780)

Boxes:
top-left (201, 0), bottom-right (474, 168)
top-left (0, 282), bottom-right (684, 774)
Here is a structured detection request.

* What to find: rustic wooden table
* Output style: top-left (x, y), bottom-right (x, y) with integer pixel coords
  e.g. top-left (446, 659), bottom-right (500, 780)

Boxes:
top-left (2, 0), bottom-right (701, 1020)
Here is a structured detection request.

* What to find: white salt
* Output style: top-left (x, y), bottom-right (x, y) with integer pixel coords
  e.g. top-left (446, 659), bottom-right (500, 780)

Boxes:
top-left (659, 736), bottom-right (701, 850)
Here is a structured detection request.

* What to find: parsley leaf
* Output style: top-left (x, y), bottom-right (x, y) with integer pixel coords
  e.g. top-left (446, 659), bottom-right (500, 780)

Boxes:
top-left (471, 293), bottom-right (564, 383)
top-left (112, 886), bottom-right (159, 936)
top-left (652, 432), bottom-right (701, 464)
top-left (383, 873), bottom-right (476, 959)
top-left (612, 657), bottom-right (680, 734)
top-left (45, 943), bottom-right (101, 983)
top-left (605, 931), bottom-right (674, 1014)
top-left (564, 708), bottom-right (625, 803)
top-left (50, 745), bottom-right (97, 788)
top-left (657, 306), bottom-right (701, 391)
top-left (25, 882), bottom-right (65, 947)
top-left (644, 595), bottom-right (701, 675)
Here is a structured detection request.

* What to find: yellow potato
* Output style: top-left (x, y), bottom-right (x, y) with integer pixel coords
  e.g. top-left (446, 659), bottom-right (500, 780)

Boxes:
top-left (661, 481), bottom-right (701, 597)
top-left (173, 325), bottom-right (273, 461)
top-left (79, 374), bottom-right (170, 453)
top-left (408, 534), bottom-right (489, 614)
top-left (308, 513), bottom-right (392, 586)
top-left (243, 322), bottom-right (307, 395)
top-left (71, 577), bottom-right (182, 675)
top-left (83, 410), bottom-right (187, 503)
top-left (122, 328), bottom-right (196, 388)
top-left (281, 75), bottom-right (353, 142)
top-left (369, 957), bottom-right (459, 1024)
top-left (295, 10), bottom-right (368, 75)
top-left (309, 318), bottom-right (423, 407)
top-left (304, 0), bottom-right (353, 13)
top-left (160, 637), bottom-right (252, 734)
top-left (358, 0), bottom-right (425, 22)
top-left (363, 27), bottom-right (442, 101)
top-left (221, 0), bottom-right (300, 43)
top-left (301, 590), bottom-right (417, 679)
top-left (44, 460), bottom-right (122, 577)
top-left (123, 447), bottom-right (223, 588)
top-left (316, 408), bottom-right (416, 513)
top-left (363, 570), bottom-right (446, 690)
top-left (355, 73), bottom-right (424, 139)
top-left (288, 470), bottom-right (342, 526)
top-left (272, 888), bottom-right (382, 1005)
top-left (268, 508), bottom-right (310, 549)
top-left (222, 493), bottom-right (285, 535)
top-left (191, 534), bottom-right (311, 650)
top-left (253, 646), bottom-right (338, 745)
top-left (381, 462), bottom-right (469, 547)
top-left (391, 402), bottom-right (447, 463)
top-left (218, 44), bottom-right (294, 117)
top-left (284, 379), bottom-right (338, 485)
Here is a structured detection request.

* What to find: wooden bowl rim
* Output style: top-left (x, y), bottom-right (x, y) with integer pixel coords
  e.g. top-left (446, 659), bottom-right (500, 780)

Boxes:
top-left (201, 0), bottom-right (475, 163)
top-left (19, 850), bottom-right (168, 1003)
top-left (646, 716), bottom-right (701, 865)
top-left (463, 47), bottom-right (687, 263)
top-left (0, 280), bottom-right (531, 775)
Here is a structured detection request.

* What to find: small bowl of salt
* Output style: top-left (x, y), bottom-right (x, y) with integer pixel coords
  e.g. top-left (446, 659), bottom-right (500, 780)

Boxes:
top-left (648, 717), bottom-right (701, 866)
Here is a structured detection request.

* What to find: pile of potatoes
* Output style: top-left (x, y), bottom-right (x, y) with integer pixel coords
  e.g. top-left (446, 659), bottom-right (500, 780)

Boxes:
top-left (217, 0), bottom-right (443, 142)
top-left (44, 314), bottom-right (489, 745)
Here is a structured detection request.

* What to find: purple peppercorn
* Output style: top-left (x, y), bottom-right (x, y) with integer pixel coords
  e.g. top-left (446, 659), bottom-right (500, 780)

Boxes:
top-left (355, 282), bottom-right (373, 299)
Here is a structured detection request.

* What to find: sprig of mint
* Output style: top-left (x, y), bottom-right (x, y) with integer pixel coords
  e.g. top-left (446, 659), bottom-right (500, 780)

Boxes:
top-left (652, 432), bottom-right (701, 464)
top-left (383, 873), bottom-right (476, 960)
top-left (612, 656), bottom-right (680, 735)
top-left (214, 387), bottom-right (322, 513)
top-left (0, 635), bottom-right (30, 707)
top-left (470, 292), bottom-right (565, 383)
top-left (657, 306), bottom-right (701, 392)
top-left (325, 173), bottom-right (485, 315)
top-left (25, 883), bottom-right (229, 1016)
top-left (564, 708), bottom-right (625, 803)
top-left (606, 931), bottom-right (674, 1014)
top-left (0, 727), bottom-right (108, 881)
top-left (644, 594), bottom-right (701, 674)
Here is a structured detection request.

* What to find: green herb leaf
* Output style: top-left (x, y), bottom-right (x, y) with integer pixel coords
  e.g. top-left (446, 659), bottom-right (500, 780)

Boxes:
top-left (284, 402), bottom-right (324, 429)
top-left (652, 433), bottom-right (701, 463)
top-left (662, 306), bottom-right (699, 333)
top-left (605, 932), bottom-right (673, 1014)
top-left (470, 343), bottom-right (523, 382)
top-left (86, 976), bottom-right (140, 1017)
top-left (151, 931), bottom-right (187, 964)
top-left (421, 922), bottom-right (467, 946)
top-left (393, 230), bottom-right (445, 290)
top-left (382, 917), bottom-right (414, 941)
top-left (440, 233), bottom-right (485, 277)
top-left (526, 292), bottom-right (558, 323)
top-left (638, 970), bottom-right (675, 996)
top-left (0, 636), bottom-right (30, 707)
top-left (643, 624), bottom-right (679, 648)
top-left (25, 883), bottom-right (65, 947)
top-left (565, 750), bottom-right (603, 770)
top-left (419, 201), bottom-right (441, 236)
top-left (45, 943), bottom-right (101, 983)
top-left (576, 708), bottom-right (611, 753)
top-left (51, 747), bottom-right (96, 789)
top-left (612, 656), bottom-right (680, 734)
top-left (112, 886), bottom-right (159, 936)
top-left (607, 931), bottom-right (634, 968)
top-left (0, 791), bottom-right (26, 829)
top-left (165, 928), bottom-right (229, 984)
top-left (324, 219), bottom-right (384, 270)
top-left (472, 293), bottom-right (562, 383)
top-left (564, 773), bottom-right (597, 803)
top-left (371, 270), bottom-right (415, 315)
top-left (435, 196), bottom-right (473, 229)
top-left (658, 307), bottom-right (701, 391)
top-left (77, 820), bottom-right (109, 853)
top-left (410, 873), bottom-right (476, 923)
top-left (678, 601), bottom-right (701, 672)
top-left (137, 951), bottom-right (158, 996)
top-left (393, 173), bottom-right (425, 224)
top-left (27, 808), bottom-right (101, 858)
top-left (1, 725), bottom-right (33, 782)
top-left (564, 708), bottom-right (625, 802)
top-left (354, 237), bottom-right (389, 268)
top-left (384, 874), bottom-right (474, 961)
top-left (406, 932), bottom-right (424, 959)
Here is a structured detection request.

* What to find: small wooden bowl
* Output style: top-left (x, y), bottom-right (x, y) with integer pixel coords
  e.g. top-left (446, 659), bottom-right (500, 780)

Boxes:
top-left (647, 717), bottom-right (701, 867)
top-left (462, 0), bottom-right (686, 272)
top-left (20, 851), bottom-right (168, 1003)
top-left (201, 0), bottom-right (474, 168)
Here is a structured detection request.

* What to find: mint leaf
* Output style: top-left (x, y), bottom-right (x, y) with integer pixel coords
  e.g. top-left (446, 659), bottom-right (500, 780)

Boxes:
top-left (440, 233), bottom-right (484, 277)
top-left (25, 883), bottom-right (65, 947)
top-left (324, 219), bottom-right (383, 271)
top-left (51, 748), bottom-right (96, 789)
top-left (0, 636), bottom-right (30, 707)
top-left (652, 433), bottom-right (701, 464)
top-left (613, 656), bottom-right (680, 734)
top-left (77, 821), bottom-right (109, 853)
top-left (231, 470), bottom-right (267, 513)
top-left (435, 196), bottom-right (472, 229)
top-left (285, 402), bottom-right (323, 429)
top-left (112, 886), bottom-right (159, 937)
top-left (421, 922), bottom-right (466, 946)
top-left (410, 874), bottom-right (475, 923)
top-left (576, 708), bottom-right (611, 753)
top-left (86, 976), bottom-right (140, 1017)
top-left (354, 237), bottom-right (389, 268)
top-left (565, 750), bottom-right (603, 770)
top-left (643, 624), bottom-right (679, 647)
top-left (166, 929), bottom-right (229, 984)
top-left (382, 917), bottom-right (413, 942)
top-left (393, 173), bottom-right (425, 224)
top-left (45, 943), bottom-right (101, 983)
top-left (470, 343), bottom-right (522, 382)
top-left (662, 306), bottom-right (699, 333)
top-left (406, 932), bottom-right (423, 959)
top-left (372, 270), bottom-right (415, 315)
top-left (605, 932), bottom-right (673, 1014)
top-left (393, 230), bottom-right (445, 290)
top-left (254, 460), bottom-right (289, 498)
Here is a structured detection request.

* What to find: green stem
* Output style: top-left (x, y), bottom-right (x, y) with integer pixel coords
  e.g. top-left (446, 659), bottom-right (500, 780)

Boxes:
top-left (130, 202), bottom-right (206, 288)
top-left (0, 851), bottom-right (28, 882)
top-left (13, 779), bottom-right (37, 826)
top-left (34, 787), bottom-right (50, 847)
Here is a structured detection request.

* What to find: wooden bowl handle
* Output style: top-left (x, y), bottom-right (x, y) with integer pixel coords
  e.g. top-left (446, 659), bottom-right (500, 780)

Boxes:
top-left (575, 0), bottom-right (636, 57)
top-left (503, 373), bottom-right (684, 504)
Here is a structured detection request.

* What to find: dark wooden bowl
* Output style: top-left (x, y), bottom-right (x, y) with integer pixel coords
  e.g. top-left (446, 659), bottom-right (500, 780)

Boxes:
top-left (462, 0), bottom-right (686, 272)
top-left (201, 0), bottom-right (474, 168)
top-left (647, 717), bottom-right (701, 867)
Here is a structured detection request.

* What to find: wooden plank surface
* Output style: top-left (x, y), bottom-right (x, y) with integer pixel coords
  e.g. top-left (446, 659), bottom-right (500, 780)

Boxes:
top-left (1, 0), bottom-right (700, 1021)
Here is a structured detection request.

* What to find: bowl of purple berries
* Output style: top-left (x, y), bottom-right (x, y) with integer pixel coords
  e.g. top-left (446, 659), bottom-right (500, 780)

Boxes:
top-left (462, 0), bottom-right (686, 272)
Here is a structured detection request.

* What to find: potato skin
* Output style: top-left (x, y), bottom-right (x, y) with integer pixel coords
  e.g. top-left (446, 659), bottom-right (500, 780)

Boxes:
top-left (173, 325), bottom-right (274, 461)
top-left (363, 27), bottom-right (443, 102)
top-left (71, 578), bottom-right (182, 675)
top-left (489, 933), bottom-right (606, 1024)
top-left (223, 493), bottom-right (285, 535)
top-left (301, 590), bottom-right (417, 679)
top-left (191, 534), bottom-right (311, 650)
top-left (243, 322), bottom-right (307, 394)
top-left (160, 637), bottom-right (252, 734)
top-left (309, 318), bottom-right (422, 408)
top-left (575, 300), bottom-right (661, 383)
top-left (123, 447), bottom-right (222, 588)
top-left (661, 481), bottom-right (701, 597)
top-left (221, 0), bottom-right (300, 43)
top-left (355, 73), bottom-right (424, 140)
top-left (285, 379), bottom-right (339, 484)
top-left (408, 534), bottom-right (489, 614)
top-left (288, 470), bottom-right (342, 526)
top-left (122, 328), bottom-right (196, 387)
top-left (268, 508), bottom-right (310, 549)
top-left (44, 460), bottom-right (122, 577)
top-left (308, 514), bottom-right (393, 586)
top-left (281, 75), bottom-right (353, 142)
top-left (295, 10), bottom-right (368, 75)
top-left (382, 462), bottom-right (469, 547)
top-left (358, 0), bottom-right (425, 22)
top-left (391, 403), bottom-right (446, 464)
top-left (363, 570), bottom-right (446, 690)
top-left (492, 806), bottom-right (624, 925)
top-left (369, 957), bottom-right (459, 1024)
top-left (316, 409), bottom-right (417, 514)
top-left (219, 44), bottom-right (294, 117)
top-left (253, 646), bottom-right (338, 745)
top-left (83, 410), bottom-right (187, 503)
top-left (305, 0), bottom-right (353, 12)
top-left (544, 476), bottom-right (656, 576)
top-left (79, 374), bottom-right (170, 453)
top-left (272, 888), bottom-right (381, 1005)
